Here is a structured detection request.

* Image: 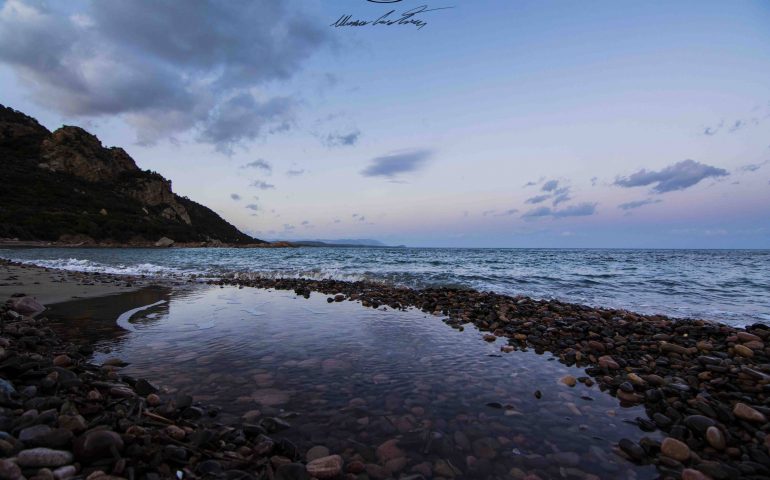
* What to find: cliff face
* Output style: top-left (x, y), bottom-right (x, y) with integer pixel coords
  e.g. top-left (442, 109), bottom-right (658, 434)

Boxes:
top-left (0, 105), bottom-right (262, 245)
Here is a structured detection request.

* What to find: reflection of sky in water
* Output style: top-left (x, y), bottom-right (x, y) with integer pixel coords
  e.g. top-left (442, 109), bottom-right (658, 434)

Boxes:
top-left (50, 286), bottom-right (661, 479)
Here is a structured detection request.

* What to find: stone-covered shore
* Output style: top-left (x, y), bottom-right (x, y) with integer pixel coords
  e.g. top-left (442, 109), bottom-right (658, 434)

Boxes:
top-left (212, 275), bottom-right (770, 480)
top-left (0, 259), bottom-right (769, 480)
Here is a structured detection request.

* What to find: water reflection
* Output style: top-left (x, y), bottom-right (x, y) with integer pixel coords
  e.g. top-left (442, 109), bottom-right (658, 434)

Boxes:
top-left (49, 286), bottom-right (659, 479)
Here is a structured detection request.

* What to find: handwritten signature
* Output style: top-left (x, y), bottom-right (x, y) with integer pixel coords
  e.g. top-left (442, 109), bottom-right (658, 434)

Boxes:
top-left (331, 5), bottom-right (453, 30)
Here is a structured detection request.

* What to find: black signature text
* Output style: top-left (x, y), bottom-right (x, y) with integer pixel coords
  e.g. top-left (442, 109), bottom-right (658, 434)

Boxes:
top-left (331, 5), bottom-right (453, 30)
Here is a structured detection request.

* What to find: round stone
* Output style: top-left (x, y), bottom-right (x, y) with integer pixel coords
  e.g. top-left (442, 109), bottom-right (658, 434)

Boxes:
top-left (660, 437), bottom-right (690, 462)
top-left (733, 403), bottom-right (766, 422)
top-left (560, 375), bottom-right (577, 387)
top-left (306, 455), bottom-right (343, 479)
top-left (705, 426), bottom-right (726, 450)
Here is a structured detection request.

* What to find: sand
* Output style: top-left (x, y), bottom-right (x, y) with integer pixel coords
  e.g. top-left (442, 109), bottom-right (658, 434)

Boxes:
top-left (0, 261), bottom-right (144, 305)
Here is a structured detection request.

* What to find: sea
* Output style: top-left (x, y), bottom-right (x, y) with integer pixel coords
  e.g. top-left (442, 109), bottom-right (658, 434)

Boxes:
top-left (2, 247), bottom-right (769, 326)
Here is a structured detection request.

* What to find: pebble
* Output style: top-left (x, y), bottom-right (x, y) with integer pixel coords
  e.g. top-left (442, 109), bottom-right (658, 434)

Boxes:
top-left (705, 426), bottom-right (725, 450)
top-left (733, 402), bottom-right (766, 422)
top-left (305, 445), bottom-right (330, 462)
top-left (74, 430), bottom-right (124, 461)
top-left (661, 437), bottom-right (690, 462)
top-left (733, 344), bottom-right (754, 357)
top-left (305, 455), bottom-right (343, 479)
top-left (17, 448), bottom-right (74, 468)
top-left (681, 469), bottom-right (711, 480)
top-left (376, 439), bottom-right (404, 462)
top-left (0, 459), bottom-right (21, 480)
top-left (560, 375), bottom-right (577, 387)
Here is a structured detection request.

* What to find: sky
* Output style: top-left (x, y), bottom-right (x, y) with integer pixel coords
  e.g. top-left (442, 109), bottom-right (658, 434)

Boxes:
top-left (1, 0), bottom-right (768, 248)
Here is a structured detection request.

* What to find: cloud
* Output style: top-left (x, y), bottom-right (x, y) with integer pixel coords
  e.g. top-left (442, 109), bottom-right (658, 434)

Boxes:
top-left (614, 159), bottom-right (729, 194)
top-left (494, 208), bottom-right (519, 216)
top-left (301, 220), bottom-right (311, 226)
top-left (230, 193), bottom-right (242, 201)
top-left (524, 180), bottom-right (538, 187)
top-left (482, 209), bottom-right (496, 216)
top-left (361, 149), bottom-right (432, 178)
top-left (0, 0), bottom-right (329, 149)
top-left (199, 94), bottom-right (294, 154)
top-left (541, 180), bottom-right (559, 192)
top-left (242, 159), bottom-right (273, 173)
top-left (552, 188), bottom-right (571, 206)
top-left (703, 121), bottom-right (723, 136)
top-left (525, 194), bottom-right (550, 204)
top-left (286, 168), bottom-right (305, 177)
top-left (324, 130), bottom-right (360, 147)
top-left (522, 202), bottom-right (597, 219)
top-left (245, 203), bottom-right (260, 211)
top-left (739, 160), bottom-right (769, 172)
top-left (250, 180), bottom-right (275, 190)
top-left (618, 198), bottom-right (662, 210)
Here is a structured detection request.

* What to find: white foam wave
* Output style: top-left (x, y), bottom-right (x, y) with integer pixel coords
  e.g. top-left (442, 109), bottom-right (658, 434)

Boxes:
top-left (8, 257), bottom-right (192, 276)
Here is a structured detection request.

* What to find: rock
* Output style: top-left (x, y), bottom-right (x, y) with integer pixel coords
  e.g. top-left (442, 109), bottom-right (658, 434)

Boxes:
top-left (74, 430), bottom-right (124, 461)
top-left (738, 331), bottom-right (761, 342)
top-left (627, 373), bottom-right (646, 386)
top-left (598, 355), bottom-right (619, 369)
top-left (17, 448), bottom-right (74, 468)
top-left (52, 355), bottom-right (72, 368)
top-left (365, 464), bottom-right (390, 480)
top-left (434, 459), bottom-right (462, 478)
top-left (734, 345), bottom-right (754, 358)
top-left (165, 425), bottom-right (185, 440)
top-left (682, 468), bottom-right (711, 480)
top-left (0, 459), bottom-right (21, 480)
top-left (561, 375), bottom-right (577, 387)
top-left (661, 437), bottom-right (690, 462)
top-left (305, 455), bottom-right (343, 479)
top-left (376, 439), bottom-right (404, 462)
top-left (134, 379), bottom-right (157, 396)
top-left (275, 463), bottom-right (310, 480)
top-left (19, 424), bottom-right (53, 443)
top-left (146, 394), bottom-right (161, 406)
top-left (8, 296), bottom-right (45, 315)
top-left (547, 451), bottom-right (580, 467)
top-left (483, 334), bottom-right (496, 342)
top-left (52, 465), bottom-right (77, 480)
top-left (58, 415), bottom-right (87, 432)
top-left (305, 445), bottom-right (330, 462)
top-left (733, 403), bottom-right (766, 422)
top-left (618, 439), bottom-right (645, 462)
top-left (705, 427), bottom-right (726, 450)
top-left (155, 237), bottom-right (174, 247)
top-left (684, 415), bottom-right (717, 435)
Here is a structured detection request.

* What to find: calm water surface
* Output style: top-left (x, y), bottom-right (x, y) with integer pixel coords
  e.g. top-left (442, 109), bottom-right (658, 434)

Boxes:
top-left (49, 285), bottom-right (660, 479)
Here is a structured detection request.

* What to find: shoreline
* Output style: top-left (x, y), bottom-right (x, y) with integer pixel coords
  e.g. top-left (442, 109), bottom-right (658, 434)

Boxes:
top-left (1, 261), bottom-right (770, 478)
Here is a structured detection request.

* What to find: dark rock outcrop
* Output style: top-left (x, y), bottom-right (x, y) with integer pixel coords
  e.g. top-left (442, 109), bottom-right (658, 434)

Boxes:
top-left (0, 104), bottom-right (262, 245)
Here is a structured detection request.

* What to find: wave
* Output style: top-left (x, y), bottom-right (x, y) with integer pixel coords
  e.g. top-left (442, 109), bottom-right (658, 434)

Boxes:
top-left (8, 257), bottom-right (192, 276)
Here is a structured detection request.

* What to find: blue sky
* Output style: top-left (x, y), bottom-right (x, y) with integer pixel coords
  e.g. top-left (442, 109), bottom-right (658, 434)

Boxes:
top-left (1, 0), bottom-right (768, 247)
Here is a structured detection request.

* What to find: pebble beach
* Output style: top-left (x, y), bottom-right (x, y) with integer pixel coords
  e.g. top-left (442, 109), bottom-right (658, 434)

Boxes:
top-left (1, 260), bottom-right (770, 480)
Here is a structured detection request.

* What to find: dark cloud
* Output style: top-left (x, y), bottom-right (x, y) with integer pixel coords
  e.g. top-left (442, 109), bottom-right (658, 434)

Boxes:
top-left (361, 149), bottom-right (432, 178)
top-left (703, 122), bottom-right (723, 136)
top-left (482, 209), bottom-right (496, 217)
top-left (614, 159), bottom-right (728, 194)
top-left (701, 102), bottom-right (769, 136)
top-left (242, 159), bottom-right (273, 172)
top-left (301, 220), bottom-right (310, 226)
top-left (230, 193), bottom-right (241, 201)
top-left (524, 181), bottom-right (538, 187)
top-left (250, 180), bottom-right (275, 190)
top-left (0, 0), bottom-right (329, 149)
top-left (552, 188), bottom-right (571, 206)
top-left (525, 194), bottom-right (550, 204)
top-left (286, 168), bottom-right (305, 177)
top-left (199, 94), bottom-right (294, 154)
top-left (324, 130), bottom-right (360, 147)
top-left (618, 198), bottom-right (662, 210)
top-left (245, 203), bottom-right (260, 211)
top-left (522, 202), bottom-right (597, 219)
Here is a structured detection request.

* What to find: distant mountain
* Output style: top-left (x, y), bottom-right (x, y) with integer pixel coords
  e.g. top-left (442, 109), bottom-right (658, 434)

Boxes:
top-left (290, 239), bottom-right (403, 248)
top-left (0, 105), bottom-right (263, 246)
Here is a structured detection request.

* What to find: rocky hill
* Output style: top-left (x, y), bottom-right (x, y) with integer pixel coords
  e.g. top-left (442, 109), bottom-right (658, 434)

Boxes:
top-left (0, 105), bottom-right (263, 246)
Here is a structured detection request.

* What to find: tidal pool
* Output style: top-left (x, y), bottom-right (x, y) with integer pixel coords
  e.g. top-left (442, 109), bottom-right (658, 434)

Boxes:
top-left (48, 285), bottom-right (660, 479)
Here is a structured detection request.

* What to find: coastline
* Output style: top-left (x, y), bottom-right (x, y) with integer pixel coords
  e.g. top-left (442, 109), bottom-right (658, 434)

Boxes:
top-left (1, 260), bottom-right (769, 479)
